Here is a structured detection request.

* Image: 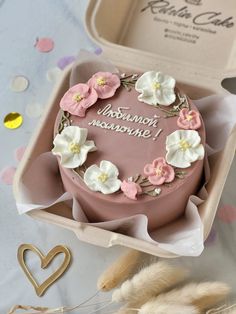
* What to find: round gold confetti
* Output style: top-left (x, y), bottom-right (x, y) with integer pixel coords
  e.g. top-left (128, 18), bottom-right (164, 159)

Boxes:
top-left (4, 112), bottom-right (23, 129)
top-left (10, 75), bottom-right (29, 92)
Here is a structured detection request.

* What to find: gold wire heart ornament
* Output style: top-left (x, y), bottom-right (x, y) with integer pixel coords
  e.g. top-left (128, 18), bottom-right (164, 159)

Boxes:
top-left (17, 244), bottom-right (71, 297)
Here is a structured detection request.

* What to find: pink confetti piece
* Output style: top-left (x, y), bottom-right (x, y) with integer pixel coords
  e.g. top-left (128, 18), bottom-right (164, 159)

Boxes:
top-left (14, 146), bottom-right (26, 162)
top-left (0, 166), bottom-right (16, 185)
top-left (217, 204), bottom-right (236, 223)
top-left (35, 37), bottom-right (54, 53)
top-left (57, 56), bottom-right (76, 70)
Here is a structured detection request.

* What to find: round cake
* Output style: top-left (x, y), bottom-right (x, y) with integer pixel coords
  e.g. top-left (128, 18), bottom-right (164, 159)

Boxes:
top-left (52, 70), bottom-right (205, 230)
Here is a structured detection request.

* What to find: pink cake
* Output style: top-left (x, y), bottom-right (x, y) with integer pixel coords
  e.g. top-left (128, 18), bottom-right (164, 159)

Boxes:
top-left (52, 71), bottom-right (205, 230)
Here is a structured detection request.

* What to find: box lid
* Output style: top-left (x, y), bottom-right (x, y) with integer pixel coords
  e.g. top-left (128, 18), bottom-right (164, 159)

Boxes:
top-left (85, 0), bottom-right (236, 96)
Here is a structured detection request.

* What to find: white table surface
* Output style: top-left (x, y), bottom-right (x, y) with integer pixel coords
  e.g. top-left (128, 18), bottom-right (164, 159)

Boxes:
top-left (0, 1), bottom-right (236, 313)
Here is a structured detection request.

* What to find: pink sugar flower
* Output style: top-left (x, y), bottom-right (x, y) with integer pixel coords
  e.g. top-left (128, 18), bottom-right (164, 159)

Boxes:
top-left (144, 157), bottom-right (175, 186)
top-left (60, 83), bottom-right (98, 117)
top-left (87, 72), bottom-right (120, 99)
top-left (177, 108), bottom-right (201, 130)
top-left (121, 180), bottom-right (142, 200)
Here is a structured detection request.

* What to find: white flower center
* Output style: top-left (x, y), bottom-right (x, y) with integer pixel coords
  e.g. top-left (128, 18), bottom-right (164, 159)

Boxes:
top-left (152, 81), bottom-right (161, 90)
top-left (179, 139), bottom-right (191, 151)
top-left (97, 172), bottom-right (109, 183)
top-left (73, 93), bottom-right (84, 102)
top-left (69, 142), bottom-right (81, 153)
top-left (96, 77), bottom-right (106, 86)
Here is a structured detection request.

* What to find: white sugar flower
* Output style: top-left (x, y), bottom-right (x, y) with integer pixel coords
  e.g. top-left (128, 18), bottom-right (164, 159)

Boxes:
top-left (84, 160), bottom-right (121, 194)
top-left (166, 130), bottom-right (204, 168)
top-left (52, 126), bottom-right (97, 168)
top-left (135, 71), bottom-right (176, 106)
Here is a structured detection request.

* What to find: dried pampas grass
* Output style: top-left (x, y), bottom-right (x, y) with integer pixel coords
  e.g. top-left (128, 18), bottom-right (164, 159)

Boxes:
top-left (115, 303), bottom-right (199, 314)
top-left (112, 261), bottom-right (188, 305)
top-left (97, 250), bottom-right (146, 292)
top-left (151, 282), bottom-right (230, 311)
top-left (139, 302), bottom-right (199, 314)
top-left (8, 305), bottom-right (49, 314)
top-left (206, 303), bottom-right (236, 314)
top-left (114, 306), bottom-right (138, 314)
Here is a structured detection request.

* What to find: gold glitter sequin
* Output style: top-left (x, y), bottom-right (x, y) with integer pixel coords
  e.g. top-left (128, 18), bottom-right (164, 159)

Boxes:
top-left (4, 112), bottom-right (23, 129)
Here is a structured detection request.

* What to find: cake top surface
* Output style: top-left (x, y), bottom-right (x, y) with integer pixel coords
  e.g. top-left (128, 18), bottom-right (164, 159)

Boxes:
top-left (53, 71), bottom-right (205, 201)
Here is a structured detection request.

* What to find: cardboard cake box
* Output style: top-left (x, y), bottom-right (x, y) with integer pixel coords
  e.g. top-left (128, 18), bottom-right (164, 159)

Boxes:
top-left (13, 0), bottom-right (236, 257)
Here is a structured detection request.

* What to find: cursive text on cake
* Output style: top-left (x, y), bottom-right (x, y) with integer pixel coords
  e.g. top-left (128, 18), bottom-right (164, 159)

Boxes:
top-left (88, 119), bottom-right (154, 139)
top-left (97, 104), bottom-right (159, 128)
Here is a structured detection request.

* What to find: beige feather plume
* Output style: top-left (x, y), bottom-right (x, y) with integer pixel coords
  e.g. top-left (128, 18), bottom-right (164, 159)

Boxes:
top-left (116, 303), bottom-right (199, 314)
top-left (114, 306), bottom-right (138, 314)
top-left (97, 250), bottom-right (147, 291)
top-left (206, 304), bottom-right (236, 314)
top-left (139, 302), bottom-right (200, 314)
top-left (151, 282), bottom-right (230, 311)
top-left (112, 261), bottom-right (188, 305)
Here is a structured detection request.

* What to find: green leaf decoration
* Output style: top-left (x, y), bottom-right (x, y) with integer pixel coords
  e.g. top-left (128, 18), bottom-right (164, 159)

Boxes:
top-left (157, 93), bottom-right (191, 119)
top-left (175, 170), bottom-right (187, 179)
top-left (120, 73), bottom-right (139, 91)
top-left (143, 188), bottom-right (161, 197)
top-left (58, 111), bottom-right (71, 133)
